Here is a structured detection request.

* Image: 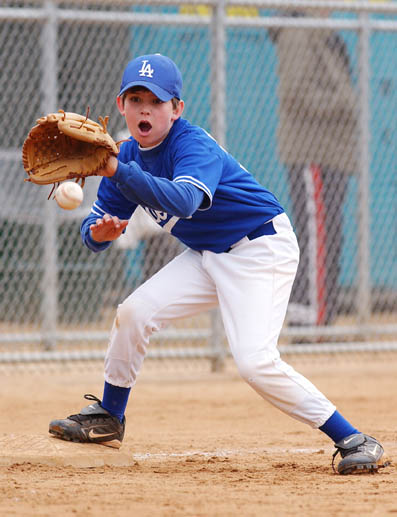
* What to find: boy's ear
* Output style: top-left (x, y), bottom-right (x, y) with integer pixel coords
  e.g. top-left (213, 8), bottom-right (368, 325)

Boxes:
top-left (116, 95), bottom-right (125, 115)
top-left (172, 100), bottom-right (184, 121)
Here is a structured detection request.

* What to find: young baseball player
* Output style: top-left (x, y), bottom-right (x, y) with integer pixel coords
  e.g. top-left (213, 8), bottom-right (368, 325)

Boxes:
top-left (49, 54), bottom-right (388, 475)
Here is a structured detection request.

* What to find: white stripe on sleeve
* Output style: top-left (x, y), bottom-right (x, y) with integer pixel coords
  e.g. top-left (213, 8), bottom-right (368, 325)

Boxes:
top-left (174, 176), bottom-right (213, 205)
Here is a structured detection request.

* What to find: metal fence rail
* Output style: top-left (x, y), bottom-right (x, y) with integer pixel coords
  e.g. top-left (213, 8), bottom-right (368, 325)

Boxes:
top-left (0, 0), bottom-right (396, 367)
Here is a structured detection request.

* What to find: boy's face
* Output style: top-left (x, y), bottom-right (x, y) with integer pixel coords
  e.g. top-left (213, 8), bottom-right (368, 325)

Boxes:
top-left (117, 88), bottom-right (184, 148)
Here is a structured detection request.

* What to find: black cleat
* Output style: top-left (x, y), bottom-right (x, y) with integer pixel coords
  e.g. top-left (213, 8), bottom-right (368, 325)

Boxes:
top-left (332, 433), bottom-right (390, 475)
top-left (49, 394), bottom-right (125, 449)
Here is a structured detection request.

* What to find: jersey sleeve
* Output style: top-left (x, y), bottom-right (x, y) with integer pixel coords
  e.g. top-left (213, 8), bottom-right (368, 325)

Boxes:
top-left (172, 133), bottom-right (224, 210)
top-left (95, 175), bottom-right (138, 220)
top-left (112, 161), bottom-right (204, 218)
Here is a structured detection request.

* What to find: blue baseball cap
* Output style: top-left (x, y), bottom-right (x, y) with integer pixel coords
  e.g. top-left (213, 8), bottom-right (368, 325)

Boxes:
top-left (119, 54), bottom-right (183, 101)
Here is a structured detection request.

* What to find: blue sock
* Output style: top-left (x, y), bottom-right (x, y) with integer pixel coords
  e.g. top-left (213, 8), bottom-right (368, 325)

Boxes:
top-left (319, 410), bottom-right (360, 443)
top-left (101, 381), bottom-right (131, 422)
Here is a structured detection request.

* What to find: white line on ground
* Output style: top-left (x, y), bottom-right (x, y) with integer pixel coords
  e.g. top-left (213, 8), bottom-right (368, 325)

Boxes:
top-left (132, 447), bottom-right (327, 461)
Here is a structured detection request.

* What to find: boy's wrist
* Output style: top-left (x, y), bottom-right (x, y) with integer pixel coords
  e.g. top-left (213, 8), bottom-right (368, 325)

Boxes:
top-left (100, 155), bottom-right (118, 177)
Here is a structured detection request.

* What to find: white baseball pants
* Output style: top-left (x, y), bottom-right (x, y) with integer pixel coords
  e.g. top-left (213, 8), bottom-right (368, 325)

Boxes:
top-left (105, 213), bottom-right (336, 428)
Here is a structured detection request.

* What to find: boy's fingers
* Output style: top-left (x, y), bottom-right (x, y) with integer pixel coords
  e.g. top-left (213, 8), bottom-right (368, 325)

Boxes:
top-left (90, 215), bottom-right (127, 234)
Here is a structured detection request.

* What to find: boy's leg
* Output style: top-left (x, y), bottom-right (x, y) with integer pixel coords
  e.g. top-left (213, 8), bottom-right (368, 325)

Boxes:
top-left (202, 213), bottom-right (387, 474)
top-left (104, 248), bottom-right (217, 388)
top-left (49, 248), bottom-right (218, 446)
top-left (203, 213), bottom-right (335, 427)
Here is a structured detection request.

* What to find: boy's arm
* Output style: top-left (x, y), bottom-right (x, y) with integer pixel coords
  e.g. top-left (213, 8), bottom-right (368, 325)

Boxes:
top-left (100, 156), bottom-right (205, 218)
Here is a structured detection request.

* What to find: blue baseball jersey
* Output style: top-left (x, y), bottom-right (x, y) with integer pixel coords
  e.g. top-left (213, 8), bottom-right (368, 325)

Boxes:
top-left (83, 117), bottom-right (284, 253)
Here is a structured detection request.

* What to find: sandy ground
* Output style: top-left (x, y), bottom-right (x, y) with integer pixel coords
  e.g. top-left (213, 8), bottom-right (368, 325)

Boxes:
top-left (0, 354), bottom-right (396, 517)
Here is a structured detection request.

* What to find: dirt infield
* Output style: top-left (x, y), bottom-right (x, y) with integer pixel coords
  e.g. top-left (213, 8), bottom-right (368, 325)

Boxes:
top-left (0, 354), bottom-right (396, 517)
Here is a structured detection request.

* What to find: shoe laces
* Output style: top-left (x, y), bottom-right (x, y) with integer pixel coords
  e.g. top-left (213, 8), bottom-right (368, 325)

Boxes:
top-left (84, 393), bottom-right (102, 404)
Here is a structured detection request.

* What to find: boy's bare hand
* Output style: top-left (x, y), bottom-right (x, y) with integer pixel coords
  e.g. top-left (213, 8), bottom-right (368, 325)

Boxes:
top-left (90, 213), bottom-right (129, 242)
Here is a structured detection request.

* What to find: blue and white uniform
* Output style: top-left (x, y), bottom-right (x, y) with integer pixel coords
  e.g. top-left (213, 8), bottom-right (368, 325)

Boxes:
top-left (82, 117), bottom-right (283, 253)
top-left (82, 116), bottom-right (336, 430)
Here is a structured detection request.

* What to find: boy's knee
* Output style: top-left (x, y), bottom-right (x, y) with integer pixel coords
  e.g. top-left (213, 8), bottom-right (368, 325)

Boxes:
top-left (235, 353), bottom-right (278, 383)
top-left (115, 295), bottom-right (151, 331)
top-left (236, 358), bottom-right (259, 382)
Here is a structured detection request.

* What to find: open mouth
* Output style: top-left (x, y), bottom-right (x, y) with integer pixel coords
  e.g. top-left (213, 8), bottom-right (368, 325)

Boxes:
top-left (138, 121), bottom-right (152, 134)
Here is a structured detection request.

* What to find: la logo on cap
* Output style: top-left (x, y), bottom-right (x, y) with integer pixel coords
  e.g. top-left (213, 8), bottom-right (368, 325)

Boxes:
top-left (119, 53), bottom-right (182, 101)
top-left (139, 60), bottom-right (154, 78)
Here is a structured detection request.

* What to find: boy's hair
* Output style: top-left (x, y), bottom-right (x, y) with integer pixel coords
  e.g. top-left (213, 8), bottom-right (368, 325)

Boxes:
top-left (121, 86), bottom-right (180, 110)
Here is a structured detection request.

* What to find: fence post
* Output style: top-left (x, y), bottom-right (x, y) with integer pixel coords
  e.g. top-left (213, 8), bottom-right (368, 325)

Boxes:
top-left (40, 0), bottom-right (58, 349)
top-left (209, 0), bottom-right (226, 371)
top-left (210, 0), bottom-right (226, 147)
top-left (357, 11), bottom-right (371, 329)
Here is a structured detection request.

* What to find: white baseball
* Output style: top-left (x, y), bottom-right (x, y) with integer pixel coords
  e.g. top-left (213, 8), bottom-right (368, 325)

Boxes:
top-left (55, 182), bottom-right (84, 210)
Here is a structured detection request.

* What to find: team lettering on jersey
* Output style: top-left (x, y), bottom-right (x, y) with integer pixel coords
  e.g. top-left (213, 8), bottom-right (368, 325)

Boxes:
top-left (144, 207), bottom-right (179, 233)
top-left (139, 60), bottom-right (154, 78)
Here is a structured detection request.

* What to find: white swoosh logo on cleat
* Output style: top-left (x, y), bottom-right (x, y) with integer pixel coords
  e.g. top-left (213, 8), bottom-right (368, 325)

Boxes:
top-left (369, 444), bottom-right (379, 456)
top-left (88, 429), bottom-right (115, 439)
top-left (343, 436), bottom-right (356, 445)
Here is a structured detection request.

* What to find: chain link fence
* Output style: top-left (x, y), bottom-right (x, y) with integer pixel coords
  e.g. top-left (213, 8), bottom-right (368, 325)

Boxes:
top-left (0, 0), bottom-right (396, 368)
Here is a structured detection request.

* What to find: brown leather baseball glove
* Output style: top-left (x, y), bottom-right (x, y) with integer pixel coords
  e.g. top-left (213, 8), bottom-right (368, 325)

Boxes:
top-left (22, 110), bottom-right (119, 190)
